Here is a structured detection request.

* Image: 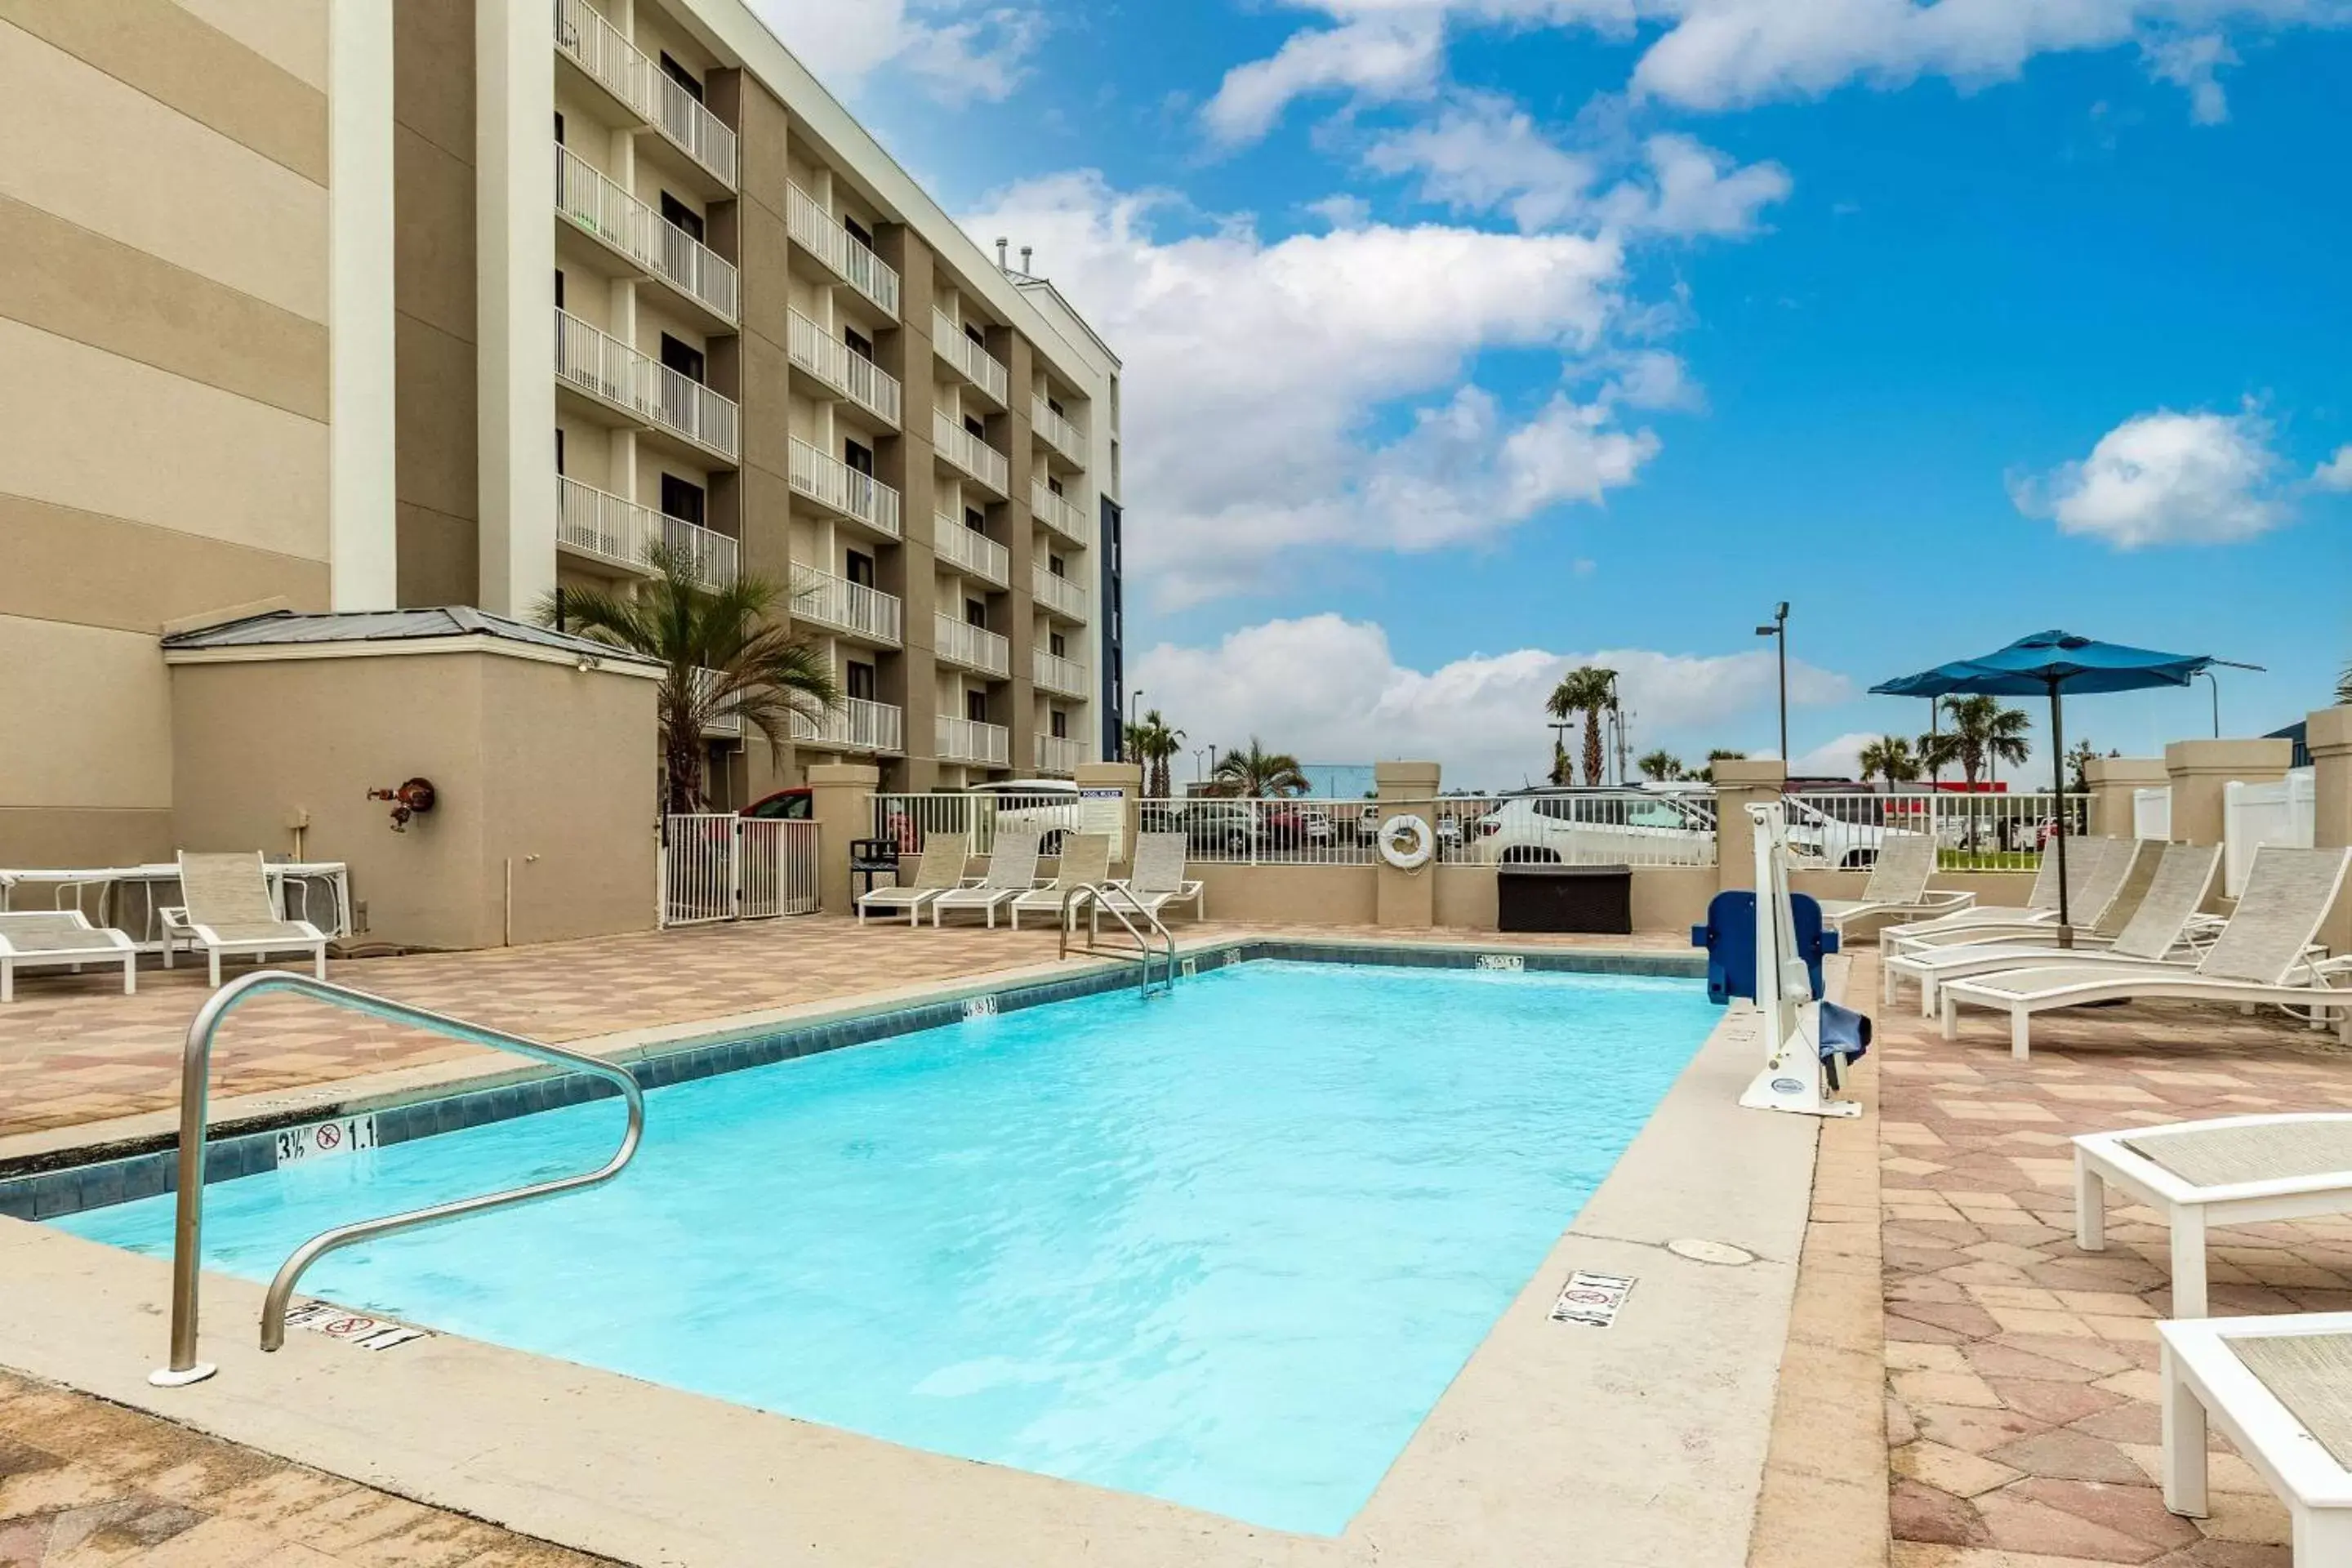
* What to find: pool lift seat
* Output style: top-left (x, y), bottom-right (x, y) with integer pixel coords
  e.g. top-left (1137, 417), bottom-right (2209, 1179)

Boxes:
top-left (1735, 800), bottom-right (1866, 1120)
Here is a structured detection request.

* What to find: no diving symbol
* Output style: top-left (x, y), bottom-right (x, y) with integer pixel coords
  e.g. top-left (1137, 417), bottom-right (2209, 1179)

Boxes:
top-left (314, 1123), bottom-right (343, 1151)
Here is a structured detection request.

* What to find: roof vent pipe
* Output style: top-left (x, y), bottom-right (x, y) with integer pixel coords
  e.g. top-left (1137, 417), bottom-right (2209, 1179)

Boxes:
top-left (996, 237), bottom-right (1009, 269)
top-left (1020, 246), bottom-right (1033, 273)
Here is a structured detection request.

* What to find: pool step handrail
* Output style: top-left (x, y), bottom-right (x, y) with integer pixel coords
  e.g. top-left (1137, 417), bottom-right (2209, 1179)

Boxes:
top-left (1057, 882), bottom-right (1176, 996)
top-left (149, 969), bottom-right (645, 1388)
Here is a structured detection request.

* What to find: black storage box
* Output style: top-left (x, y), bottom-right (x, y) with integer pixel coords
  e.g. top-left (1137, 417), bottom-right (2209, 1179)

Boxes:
top-left (1497, 863), bottom-right (1633, 934)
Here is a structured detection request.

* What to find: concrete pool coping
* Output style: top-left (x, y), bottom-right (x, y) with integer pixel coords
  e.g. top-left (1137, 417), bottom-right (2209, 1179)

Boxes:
top-left (0, 946), bottom-right (1817, 1567)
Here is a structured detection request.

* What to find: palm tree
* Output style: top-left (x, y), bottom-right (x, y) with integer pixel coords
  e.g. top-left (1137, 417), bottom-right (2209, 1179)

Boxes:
top-left (2065, 739), bottom-right (2102, 794)
top-left (1938, 694), bottom-right (2032, 790)
top-left (2337, 662), bottom-right (2351, 705)
top-left (1916, 728), bottom-right (1962, 783)
top-left (1637, 749), bottom-right (1685, 782)
top-left (1123, 709), bottom-right (1185, 797)
top-left (1691, 748), bottom-right (1746, 785)
top-left (1212, 737), bottom-right (1310, 797)
top-left (1547, 666), bottom-right (1617, 787)
top-left (538, 544), bottom-right (839, 813)
top-left (1857, 736), bottom-right (1919, 787)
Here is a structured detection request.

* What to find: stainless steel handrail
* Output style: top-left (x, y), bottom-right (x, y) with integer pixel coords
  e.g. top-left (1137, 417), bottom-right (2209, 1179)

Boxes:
top-left (149, 971), bottom-right (645, 1387)
top-left (1056, 881), bottom-right (1176, 996)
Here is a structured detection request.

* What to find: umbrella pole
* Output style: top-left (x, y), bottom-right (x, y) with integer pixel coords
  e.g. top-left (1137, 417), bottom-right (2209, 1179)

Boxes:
top-left (2049, 684), bottom-right (2072, 948)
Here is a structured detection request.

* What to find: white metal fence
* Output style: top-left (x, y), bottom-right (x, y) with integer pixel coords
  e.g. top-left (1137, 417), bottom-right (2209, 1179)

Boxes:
top-left (787, 310), bottom-right (901, 426)
top-left (790, 564), bottom-right (902, 644)
top-left (872, 793), bottom-right (1084, 855)
top-left (934, 511), bottom-right (1010, 585)
top-left (1031, 395), bottom-right (1086, 463)
top-left (555, 476), bottom-right (737, 585)
top-left (659, 815), bottom-right (818, 925)
top-left (553, 0), bottom-right (736, 189)
top-left (1031, 479), bottom-right (1089, 545)
top-left (933, 308), bottom-right (1009, 401)
top-left (933, 408), bottom-right (1010, 493)
top-left (556, 145), bottom-right (739, 323)
top-left (1784, 790), bottom-right (2089, 871)
top-left (555, 308), bottom-right (740, 460)
top-left (2133, 786), bottom-right (2173, 841)
top-left (2223, 769), bottom-right (2318, 898)
top-left (787, 437), bottom-right (901, 537)
top-left (934, 613), bottom-right (1010, 677)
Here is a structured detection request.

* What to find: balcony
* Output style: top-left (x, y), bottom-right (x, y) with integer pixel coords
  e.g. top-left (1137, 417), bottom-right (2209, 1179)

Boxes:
top-left (1035, 733), bottom-right (1085, 776)
top-left (1031, 564), bottom-right (1086, 621)
top-left (933, 511), bottom-right (1009, 587)
top-left (934, 612), bottom-right (1009, 679)
top-left (1032, 394), bottom-right (1085, 466)
top-left (784, 181), bottom-right (899, 318)
top-left (553, 0), bottom-right (736, 190)
top-left (789, 564), bottom-right (902, 646)
top-left (556, 476), bottom-right (735, 586)
top-left (791, 695), bottom-right (904, 755)
top-left (933, 408), bottom-right (1009, 496)
top-left (932, 307), bottom-right (1008, 405)
top-left (787, 437), bottom-right (901, 538)
top-left (555, 145), bottom-right (738, 324)
top-left (555, 308), bottom-right (739, 461)
top-left (937, 714), bottom-right (1010, 768)
top-left (693, 666), bottom-right (740, 737)
top-left (786, 310), bottom-right (900, 428)
top-left (1031, 479), bottom-right (1089, 546)
top-left (1033, 647), bottom-right (1089, 699)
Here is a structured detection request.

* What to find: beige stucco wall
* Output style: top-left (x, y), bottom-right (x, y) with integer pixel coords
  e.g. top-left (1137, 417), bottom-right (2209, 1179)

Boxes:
top-left (1194, 864), bottom-right (1379, 927)
top-left (0, 614), bottom-right (177, 867)
top-left (170, 648), bottom-right (657, 950)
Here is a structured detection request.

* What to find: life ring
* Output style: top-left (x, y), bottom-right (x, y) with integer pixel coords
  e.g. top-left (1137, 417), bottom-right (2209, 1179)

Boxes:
top-left (1378, 813), bottom-right (1436, 871)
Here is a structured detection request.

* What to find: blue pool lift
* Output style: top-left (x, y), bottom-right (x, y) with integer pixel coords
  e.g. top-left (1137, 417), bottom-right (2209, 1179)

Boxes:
top-left (1870, 630), bottom-right (2255, 941)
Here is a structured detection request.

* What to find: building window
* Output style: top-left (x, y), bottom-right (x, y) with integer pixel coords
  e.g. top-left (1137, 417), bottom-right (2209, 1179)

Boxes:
top-left (964, 598), bottom-right (987, 628)
top-left (964, 507), bottom-right (985, 532)
top-left (843, 439), bottom-right (874, 476)
top-left (965, 689), bottom-right (988, 724)
top-left (658, 52), bottom-right (704, 102)
top-left (1046, 475), bottom-right (1064, 496)
top-left (660, 333), bottom-right (705, 384)
top-left (844, 213), bottom-right (875, 248)
top-left (1049, 631), bottom-right (1066, 657)
top-left (660, 474), bottom-right (705, 528)
top-left (964, 323), bottom-right (985, 346)
top-left (659, 193), bottom-right (703, 242)
top-left (555, 269), bottom-right (565, 310)
top-left (1047, 554), bottom-right (1065, 577)
top-left (1048, 396), bottom-right (1066, 417)
top-left (1050, 710), bottom-right (1068, 739)
top-left (844, 327), bottom-right (873, 361)
top-left (555, 428), bottom-right (565, 474)
top-left (962, 414), bottom-right (984, 439)
top-left (846, 661), bottom-right (876, 702)
top-left (844, 549), bottom-right (875, 587)
top-left (555, 112), bottom-right (565, 144)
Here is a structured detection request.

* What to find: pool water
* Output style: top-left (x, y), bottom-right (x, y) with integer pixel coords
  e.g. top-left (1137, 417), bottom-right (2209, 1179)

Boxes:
top-left (58, 960), bottom-right (1713, 1534)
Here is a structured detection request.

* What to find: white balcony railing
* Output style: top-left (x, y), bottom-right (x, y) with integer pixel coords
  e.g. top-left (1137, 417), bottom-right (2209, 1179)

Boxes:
top-left (786, 310), bottom-right (900, 426)
top-left (554, 0), bottom-right (736, 189)
top-left (556, 145), bottom-right (738, 323)
top-left (933, 408), bottom-right (1009, 495)
top-left (555, 308), bottom-right (739, 460)
top-left (1031, 479), bottom-right (1089, 546)
top-left (556, 476), bottom-right (736, 585)
top-left (1035, 733), bottom-right (1085, 776)
top-left (1032, 394), bottom-right (1086, 464)
top-left (791, 696), bottom-right (904, 755)
top-left (785, 181), bottom-right (899, 317)
top-left (1031, 564), bottom-right (1087, 620)
top-left (693, 666), bottom-right (741, 737)
top-left (786, 437), bottom-right (901, 538)
top-left (1033, 647), bottom-right (1089, 698)
top-left (790, 564), bottom-right (902, 645)
top-left (932, 307), bottom-right (1009, 403)
top-left (937, 714), bottom-right (1010, 767)
top-left (933, 512), bottom-right (1009, 586)
top-left (934, 612), bottom-right (1010, 678)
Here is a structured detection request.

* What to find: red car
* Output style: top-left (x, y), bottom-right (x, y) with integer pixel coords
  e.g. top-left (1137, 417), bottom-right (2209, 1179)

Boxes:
top-left (740, 787), bottom-right (813, 821)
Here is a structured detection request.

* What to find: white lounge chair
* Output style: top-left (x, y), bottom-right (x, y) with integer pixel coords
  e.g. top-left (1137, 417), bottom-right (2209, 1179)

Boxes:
top-left (1817, 832), bottom-right (1971, 939)
top-left (1882, 841), bottom-right (2214, 1015)
top-left (0, 911), bottom-right (137, 1001)
top-left (2159, 1312), bottom-right (2352, 1561)
top-left (929, 830), bottom-right (1044, 929)
top-left (1104, 832), bottom-right (1205, 923)
top-left (168, 852), bottom-right (327, 988)
top-left (2076, 1112), bottom-right (2352, 1319)
top-left (1881, 835), bottom-right (2105, 946)
top-left (856, 833), bottom-right (969, 924)
top-left (1009, 832), bottom-right (1111, 930)
top-left (1939, 845), bottom-right (2352, 1059)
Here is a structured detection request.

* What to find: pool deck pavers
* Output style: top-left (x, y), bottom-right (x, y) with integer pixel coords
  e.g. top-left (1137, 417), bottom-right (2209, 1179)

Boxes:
top-left (8, 918), bottom-right (2352, 1566)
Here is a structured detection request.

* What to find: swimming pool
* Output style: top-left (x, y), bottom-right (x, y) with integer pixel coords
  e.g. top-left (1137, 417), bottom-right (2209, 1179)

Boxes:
top-left (53, 957), bottom-right (1714, 1535)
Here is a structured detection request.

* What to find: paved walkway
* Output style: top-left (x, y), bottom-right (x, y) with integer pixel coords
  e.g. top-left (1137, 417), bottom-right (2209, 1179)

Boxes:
top-left (0, 1367), bottom-right (612, 1566)
top-left (1872, 951), bottom-right (2352, 1567)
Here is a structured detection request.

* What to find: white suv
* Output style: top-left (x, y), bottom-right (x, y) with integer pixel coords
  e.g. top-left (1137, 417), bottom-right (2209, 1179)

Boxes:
top-left (1475, 790), bottom-right (1716, 866)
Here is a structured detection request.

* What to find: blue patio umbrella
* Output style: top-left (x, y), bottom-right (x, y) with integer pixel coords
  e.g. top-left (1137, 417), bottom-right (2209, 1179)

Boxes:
top-left (1869, 631), bottom-right (2254, 941)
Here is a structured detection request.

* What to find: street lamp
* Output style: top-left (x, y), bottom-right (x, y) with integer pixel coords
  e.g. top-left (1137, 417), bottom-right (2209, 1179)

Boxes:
top-left (1755, 602), bottom-right (1789, 767)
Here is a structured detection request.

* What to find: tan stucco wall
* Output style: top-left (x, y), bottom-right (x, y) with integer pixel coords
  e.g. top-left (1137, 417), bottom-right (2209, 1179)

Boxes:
top-left (1194, 864), bottom-right (1379, 926)
top-left (170, 649), bottom-right (657, 950)
top-left (1632, 866), bottom-right (1718, 934)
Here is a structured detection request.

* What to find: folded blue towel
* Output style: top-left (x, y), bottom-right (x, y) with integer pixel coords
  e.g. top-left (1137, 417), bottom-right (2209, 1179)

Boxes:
top-left (1818, 1001), bottom-right (1872, 1062)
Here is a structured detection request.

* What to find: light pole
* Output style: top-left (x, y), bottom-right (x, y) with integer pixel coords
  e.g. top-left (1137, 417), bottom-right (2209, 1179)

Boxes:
top-left (1191, 748), bottom-right (1206, 786)
top-left (1755, 602), bottom-right (1789, 767)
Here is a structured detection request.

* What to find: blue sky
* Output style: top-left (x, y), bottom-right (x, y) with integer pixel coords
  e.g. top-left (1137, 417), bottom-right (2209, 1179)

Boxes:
top-left (755, 0), bottom-right (2351, 788)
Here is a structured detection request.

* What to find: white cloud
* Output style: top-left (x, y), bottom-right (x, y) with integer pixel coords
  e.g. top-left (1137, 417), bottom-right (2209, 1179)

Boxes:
top-left (749, 0), bottom-right (1043, 104)
top-left (1784, 731), bottom-right (1878, 779)
top-left (2314, 445), bottom-right (2352, 492)
top-left (1203, 15), bottom-right (1448, 145)
top-left (2012, 408), bottom-right (2289, 548)
top-left (1596, 132), bottom-right (1793, 236)
top-left (963, 173), bottom-right (1659, 604)
top-left (1135, 613), bottom-right (1852, 790)
top-left (2140, 32), bottom-right (2239, 122)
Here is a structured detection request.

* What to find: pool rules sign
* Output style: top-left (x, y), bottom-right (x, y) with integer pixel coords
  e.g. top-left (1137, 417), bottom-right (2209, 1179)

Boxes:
top-left (1549, 1270), bottom-right (1635, 1328)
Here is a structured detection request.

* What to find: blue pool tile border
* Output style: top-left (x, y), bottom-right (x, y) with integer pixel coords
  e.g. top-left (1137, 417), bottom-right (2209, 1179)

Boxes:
top-left (2, 942), bottom-right (1704, 1223)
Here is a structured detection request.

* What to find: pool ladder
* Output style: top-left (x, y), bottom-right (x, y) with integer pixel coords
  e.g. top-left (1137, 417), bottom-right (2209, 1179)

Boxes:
top-left (149, 970), bottom-right (644, 1388)
top-left (1057, 883), bottom-right (1177, 997)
